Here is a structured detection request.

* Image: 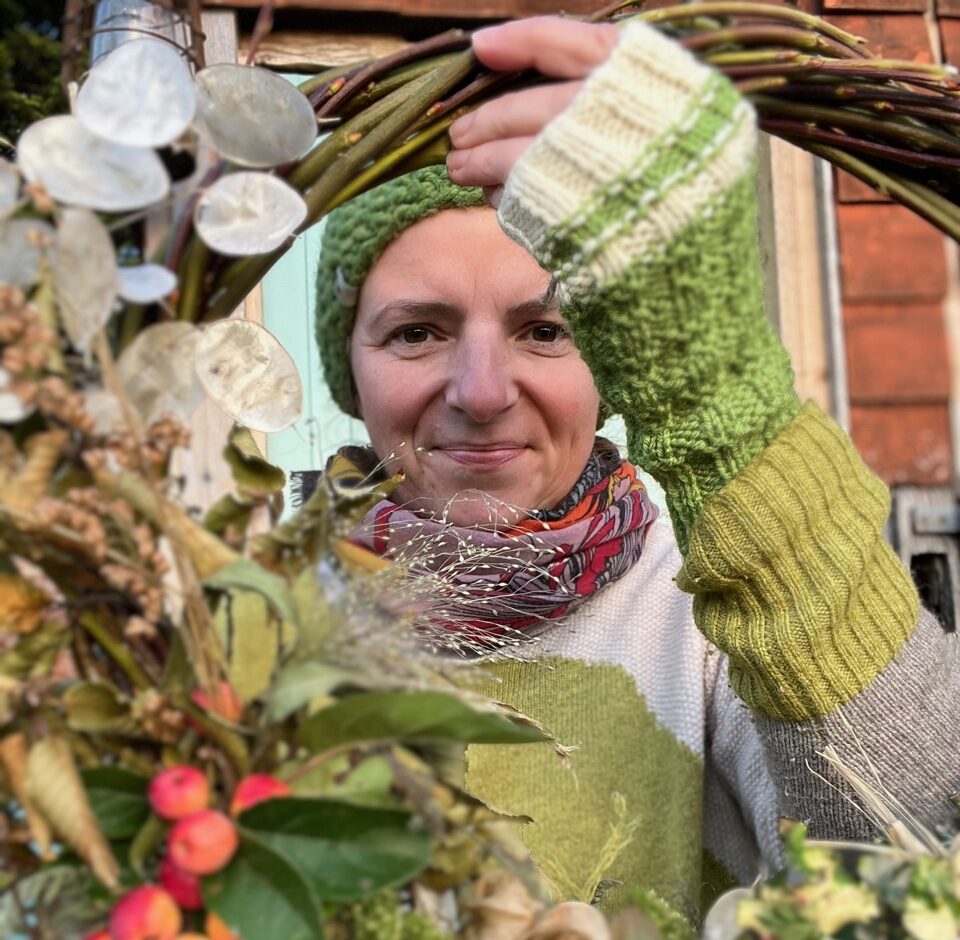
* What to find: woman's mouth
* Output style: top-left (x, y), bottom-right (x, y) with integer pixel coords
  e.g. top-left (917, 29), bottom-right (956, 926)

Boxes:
top-left (434, 444), bottom-right (526, 468)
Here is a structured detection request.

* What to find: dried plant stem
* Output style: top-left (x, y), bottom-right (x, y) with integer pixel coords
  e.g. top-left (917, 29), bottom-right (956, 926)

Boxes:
top-left (78, 612), bottom-right (152, 691)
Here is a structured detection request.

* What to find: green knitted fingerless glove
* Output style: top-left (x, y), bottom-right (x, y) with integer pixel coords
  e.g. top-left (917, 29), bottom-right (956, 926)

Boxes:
top-left (497, 21), bottom-right (800, 552)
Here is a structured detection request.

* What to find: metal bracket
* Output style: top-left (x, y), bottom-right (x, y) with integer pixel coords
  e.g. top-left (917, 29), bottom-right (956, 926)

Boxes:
top-left (913, 504), bottom-right (960, 536)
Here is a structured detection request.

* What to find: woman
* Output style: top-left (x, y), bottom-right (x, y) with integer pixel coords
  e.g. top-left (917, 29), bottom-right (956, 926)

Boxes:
top-left (314, 17), bottom-right (960, 919)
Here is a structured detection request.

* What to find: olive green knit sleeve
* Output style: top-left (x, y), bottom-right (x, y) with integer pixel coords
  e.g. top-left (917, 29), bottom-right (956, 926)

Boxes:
top-left (496, 20), bottom-right (800, 553)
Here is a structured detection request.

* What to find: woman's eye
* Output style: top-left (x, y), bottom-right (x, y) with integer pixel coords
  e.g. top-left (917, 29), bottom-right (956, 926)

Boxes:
top-left (397, 327), bottom-right (430, 344)
top-left (529, 324), bottom-right (565, 343)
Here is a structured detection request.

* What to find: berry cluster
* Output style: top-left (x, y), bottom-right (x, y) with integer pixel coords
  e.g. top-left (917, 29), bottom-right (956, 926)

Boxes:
top-left (84, 765), bottom-right (290, 940)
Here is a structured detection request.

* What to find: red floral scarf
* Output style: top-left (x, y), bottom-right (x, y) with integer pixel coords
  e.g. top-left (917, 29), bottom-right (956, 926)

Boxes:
top-left (347, 444), bottom-right (659, 643)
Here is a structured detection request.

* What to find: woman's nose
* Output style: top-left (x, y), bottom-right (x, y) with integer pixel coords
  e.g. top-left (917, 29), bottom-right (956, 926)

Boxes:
top-left (445, 334), bottom-right (519, 423)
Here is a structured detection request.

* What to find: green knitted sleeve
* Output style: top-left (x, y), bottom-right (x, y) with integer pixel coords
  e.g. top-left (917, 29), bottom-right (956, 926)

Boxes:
top-left (496, 20), bottom-right (800, 553)
top-left (496, 21), bottom-right (922, 721)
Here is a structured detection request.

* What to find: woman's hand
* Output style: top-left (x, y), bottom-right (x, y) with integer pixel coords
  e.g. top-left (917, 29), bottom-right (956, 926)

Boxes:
top-left (447, 18), bottom-right (619, 204)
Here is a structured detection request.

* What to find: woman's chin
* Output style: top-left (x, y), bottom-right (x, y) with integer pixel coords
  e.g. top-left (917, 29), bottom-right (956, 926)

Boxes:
top-left (402, 490), bottom-right (531, 529)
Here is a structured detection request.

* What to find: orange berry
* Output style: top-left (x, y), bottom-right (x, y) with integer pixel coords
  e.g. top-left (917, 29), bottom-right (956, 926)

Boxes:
top-left (205, 912), bottom-right (241, 940)
top-left (108, 885), bottom-right (182, 940)
top-left (167, 810), bottom-right (238, 876)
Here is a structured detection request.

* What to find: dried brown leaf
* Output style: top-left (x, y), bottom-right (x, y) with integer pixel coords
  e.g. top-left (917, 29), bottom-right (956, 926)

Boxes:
top-left (26, 735), bottom-right (120, 888)
top-left (0, 573), bottom-right (50, 634)
top-left (0, 732), bottom-right (54, 858)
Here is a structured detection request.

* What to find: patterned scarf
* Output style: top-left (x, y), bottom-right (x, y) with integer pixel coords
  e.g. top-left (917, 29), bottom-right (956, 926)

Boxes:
top-left (343, 441), bottom-right (659, 641)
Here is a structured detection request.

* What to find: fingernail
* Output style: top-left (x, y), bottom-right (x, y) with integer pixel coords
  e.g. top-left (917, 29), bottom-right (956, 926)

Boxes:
top-left (472, 25), bottom-right (498, 49)
top-left (446, 150), bottom-right (466, 174)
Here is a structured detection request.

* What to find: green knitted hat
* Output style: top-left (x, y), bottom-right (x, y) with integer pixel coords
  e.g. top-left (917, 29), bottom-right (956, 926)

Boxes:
top-left (315, 166), bottom-right (487, 417)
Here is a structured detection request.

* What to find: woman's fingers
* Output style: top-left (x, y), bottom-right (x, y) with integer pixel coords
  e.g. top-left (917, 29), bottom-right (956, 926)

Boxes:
top-left (449, 82), bottom-right (582, 150)
top-left (445, 18), bottom-right (619, 190)
top-left (446, 137), bottom-right (537, 187)
top-left (471, 17), bottom-right (619, 78)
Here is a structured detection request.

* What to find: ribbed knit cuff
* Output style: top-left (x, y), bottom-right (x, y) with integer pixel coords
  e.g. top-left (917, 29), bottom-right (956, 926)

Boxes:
top-left (678, 403), bottom-right (919, 721)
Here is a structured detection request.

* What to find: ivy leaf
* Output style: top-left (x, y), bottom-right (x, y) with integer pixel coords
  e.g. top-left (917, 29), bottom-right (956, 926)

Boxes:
top-left (238, 797), bottom-right (431, 901)
top-left (298, 691), bottom-right (550, 753)
top-left (203, 830), bottom-right (324, 940)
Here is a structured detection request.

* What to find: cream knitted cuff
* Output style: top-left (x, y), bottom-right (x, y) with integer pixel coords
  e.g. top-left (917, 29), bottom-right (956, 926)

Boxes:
top-left (497, 18), bottom-right (755, 292)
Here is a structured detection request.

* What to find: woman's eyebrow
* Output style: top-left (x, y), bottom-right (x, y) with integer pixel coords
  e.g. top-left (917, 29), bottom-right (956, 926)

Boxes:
top-left (367, 300), bottom-right (460, 330)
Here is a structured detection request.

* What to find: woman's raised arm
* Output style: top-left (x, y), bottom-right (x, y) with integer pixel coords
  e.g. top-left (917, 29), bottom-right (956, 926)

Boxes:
top-left (449, 16), bottom-right (960, 840)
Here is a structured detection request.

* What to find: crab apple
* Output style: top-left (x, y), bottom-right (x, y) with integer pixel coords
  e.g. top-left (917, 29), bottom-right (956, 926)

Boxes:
top-left (173, 935), bottom-right (211, 939)
top-left (149, 765), bottom-right (209, 821)
top-left (205, 913), bottom-right (241, 940)
top-left (159, 854), bottom-right (204, 910)
top-left (191, 681), bottom-right (244, 723)
top-left (168, 810), bottom-right (238, 876)
top-left (229, 774), bottom-right (291, 817)
top-left (82, 931), bottom-right (110, 940)
top-left (108, 885), bottom-right (182, 940)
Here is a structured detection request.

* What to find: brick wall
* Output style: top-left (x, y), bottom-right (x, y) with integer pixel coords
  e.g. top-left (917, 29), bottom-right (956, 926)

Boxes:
top-left (821, 3), bottom-right (955, 486)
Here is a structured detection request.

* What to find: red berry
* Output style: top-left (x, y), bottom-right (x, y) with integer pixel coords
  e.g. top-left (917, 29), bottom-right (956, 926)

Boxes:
top-left (168, 810), bottom-right (238, 876)
top-left (148, 766), bottom-right (209, 821)
top-left (108, 885), bottom-right (182, 940)
top-left (159, 854), bottom-right (204, 910)
top-left (229, 774), bottom-right (291, 817)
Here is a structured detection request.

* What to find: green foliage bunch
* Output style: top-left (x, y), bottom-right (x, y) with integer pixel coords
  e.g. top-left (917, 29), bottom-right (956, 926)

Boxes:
top-left (0, 0), bottom-right (65, 146)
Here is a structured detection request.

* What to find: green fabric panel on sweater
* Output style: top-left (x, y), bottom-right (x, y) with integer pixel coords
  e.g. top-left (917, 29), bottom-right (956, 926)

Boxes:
top-left (699, 850), bottom-right (738, 917)
top-left (465, 657), bottom-right (704, 919)
top-left (678, 402), bottom-right (919, 720)
top-left (552, 171), bottom-right (800, 552)
top-left (537, 72), bottom-right (740, 266)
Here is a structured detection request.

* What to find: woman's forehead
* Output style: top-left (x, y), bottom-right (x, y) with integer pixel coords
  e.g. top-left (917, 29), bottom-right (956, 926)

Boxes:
top-left (358, 207), bottom-right (550, 311)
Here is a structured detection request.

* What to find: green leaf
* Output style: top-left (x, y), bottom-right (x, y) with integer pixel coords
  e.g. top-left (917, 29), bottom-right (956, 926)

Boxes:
top-left (63, 681), bottom-right (134, 734)
top-left (211, 588), bottom-right (286, 702)
top-left (81, 767), bottom-right (150, 840)
top-left (203, 831), bottom-right (324, 940)
top-left (205, 558), bottom-right (299, 628)
top-left (267, 661), bottom-right (360, 722)
top-left (224, 426), bottom-right (286, 496)
top-left (204, 493), bottom-right (255, 538)
top-left (290, 755), bottom-right (398, 809)
top-left (239, 797), bottom-right (431, 902)
top-left (298, 691), bottom-right (550, 752)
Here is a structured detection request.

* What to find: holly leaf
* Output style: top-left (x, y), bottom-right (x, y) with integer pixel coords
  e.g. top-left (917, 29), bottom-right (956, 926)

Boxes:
top-left (298, 691), bottom-right (550, 752)
top-left (238, 797), bottom-right (431, 901)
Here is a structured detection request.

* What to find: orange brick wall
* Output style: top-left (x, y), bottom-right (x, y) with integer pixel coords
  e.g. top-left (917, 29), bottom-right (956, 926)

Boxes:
top-left (822, 3), bottom-right (956, 486)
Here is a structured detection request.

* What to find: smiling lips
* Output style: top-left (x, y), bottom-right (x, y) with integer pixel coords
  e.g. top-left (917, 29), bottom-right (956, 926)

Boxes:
top-left (434, 444), bottom-right (527, 468)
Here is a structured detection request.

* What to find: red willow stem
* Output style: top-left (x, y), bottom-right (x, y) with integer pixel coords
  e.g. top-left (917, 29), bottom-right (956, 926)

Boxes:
top-left (315, 30), bottom-right (471, 117)
top-left (760, 117), bottom-right (960, 169)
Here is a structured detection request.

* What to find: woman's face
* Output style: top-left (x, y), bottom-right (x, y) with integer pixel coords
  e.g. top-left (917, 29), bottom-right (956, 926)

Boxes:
top-left (350, 207), bottom-right (601, 528)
